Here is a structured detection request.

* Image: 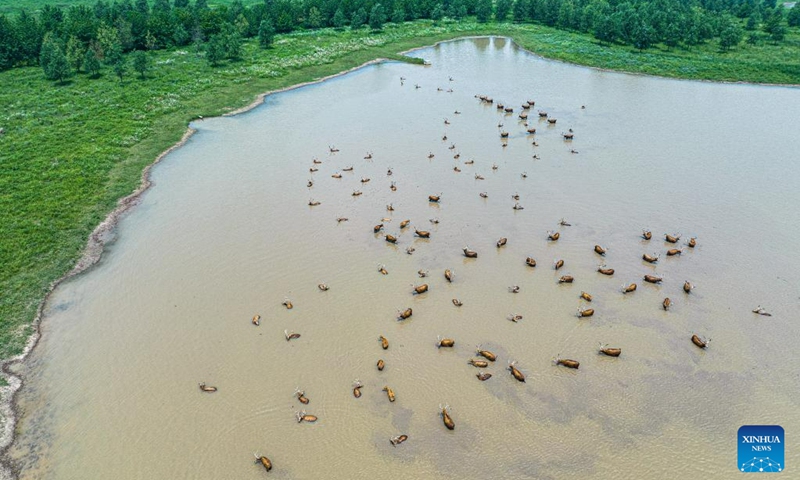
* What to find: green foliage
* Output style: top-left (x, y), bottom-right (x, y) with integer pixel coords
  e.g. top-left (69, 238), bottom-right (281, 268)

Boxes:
top-left (663, 22), bottom-right (681, 50)
top-left (746, 12), bottom-right (761, 31)
top-left (274, 11), bottom-right (296, 33)
top-left (594, 14), bottom-right (619, 45)
top-left (0, 15), bottom-right (14, 70)
top-left (112, 50), bottom-right (126, 80)
top-left (369, 4), bottom-right (386, 31)
top-left (132, 49), bottom-right (149, 78)
top-left (40, 33), bottom-right (70, 82)
top-left (496, 0), bottom-right (513, 22)
top-left (258, 19), bottom-right (275, 48)
top-left (223, 27), bottom-right (243, 59)
top-left (513, 0), bottom-right (530, 23)
top-left (475, 0), bottom-right (492, 23)
top-left (449, 2), bottom-right (468, 21)
top-left (95, 22), bottom-right (120, 61)
top-left (307, 7), bottom-right (323, 29)
top-left (205, 33), bottom-right (225, 65)
top-left (3, 0), bottom-right (796, 76)
top-left (351, 8), bottom-right (367, 29)
top-left (135, 0), bottom-right (149, 15)
top-left (13, 10), bottom-right (44, 66)
top-left (632, 21), bottom-right (655, 50)
top-left (65, 35), bottom-right (83, 72)
top-left (789, 5), bottom-right (800, 28)
top-left (431, 4), bottom-right (444, 22)
top-left (763, 9), bottom-right (786, 43)
top-left (173, 24), bottom-right (190, 46)
top-left (391, 8), bottom-right (405, 24)
top-left (332, 8), bottom-right (346, 28)
top-left (717, 14), bottom-right (743, 52)
top-left (83, 47), bottom-right (100, 76)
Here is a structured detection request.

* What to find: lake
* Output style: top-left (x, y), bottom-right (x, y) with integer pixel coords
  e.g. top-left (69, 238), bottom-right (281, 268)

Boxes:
top-left (6, 37), bottom-right (800, 479)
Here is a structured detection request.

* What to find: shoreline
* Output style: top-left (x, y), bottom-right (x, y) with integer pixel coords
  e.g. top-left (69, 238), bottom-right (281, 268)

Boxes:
top-left (404, 34), bottom-right (800, 89)
top-left (0, 31), bottom-right (796, 477)
top-left (0, 127), bottom-right (199, 478)
top-left (0, 54), bottom-right (408, 479)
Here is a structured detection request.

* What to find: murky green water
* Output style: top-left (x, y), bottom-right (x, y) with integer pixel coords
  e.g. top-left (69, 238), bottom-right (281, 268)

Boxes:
top-left (7, 38), bottom-right (800, 479)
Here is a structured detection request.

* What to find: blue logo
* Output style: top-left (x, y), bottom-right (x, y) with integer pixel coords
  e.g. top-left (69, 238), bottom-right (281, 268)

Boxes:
top-left (739, 425), bottom-right (784, 473)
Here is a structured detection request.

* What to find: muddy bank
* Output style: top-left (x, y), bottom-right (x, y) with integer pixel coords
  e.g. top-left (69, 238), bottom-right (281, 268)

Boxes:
top-left (0, 126), bottom-right (196, 479)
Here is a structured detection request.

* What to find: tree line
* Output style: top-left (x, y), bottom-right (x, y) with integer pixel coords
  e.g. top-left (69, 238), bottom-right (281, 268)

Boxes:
top-left (0, 0), bottom-right (798, 81)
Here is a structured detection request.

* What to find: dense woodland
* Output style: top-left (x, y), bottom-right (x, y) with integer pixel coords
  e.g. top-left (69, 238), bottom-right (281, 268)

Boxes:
top-left (0, 0), bottom-right (798, 80)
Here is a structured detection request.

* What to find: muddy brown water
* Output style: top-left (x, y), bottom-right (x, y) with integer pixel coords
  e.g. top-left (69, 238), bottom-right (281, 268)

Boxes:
top-left (6, 38), bottom-right (800, 479)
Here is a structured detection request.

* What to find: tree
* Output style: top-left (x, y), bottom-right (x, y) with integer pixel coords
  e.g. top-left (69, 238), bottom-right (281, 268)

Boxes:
top-left (391, 8), bottom-right (405, 23)
top-left (475, 0), bottom-right (493, 23)
top-left (153, 0), bottom-right (171, 12)
top-left (115, 17), bottom-right (135, 51)
top-left (593, 14), bottom-right (618, 45)
top-left (173, 24), bottom-right (190, 46)
top-left (206, 34), bottom-right (225, 65)
top-left (632, 21), bottom-right (655, 50)
top-left (258, 19), bottom-right (275, 48)
top-left (145, 31), bottom-right (158, 50)
top-left (789, 5), bottom-right (800, 28)
top-left (65, 35), bottom-right (84, 72)
top-left (768, 22), bottom-right (786, 43)
top-left (132, 50), bottom-right (150, 78)
top-left (96, 23), bottom-right (121, 61)
top-left (513, 0), bottom-right (531, 22)
top-left (449, 0), bottom-right (468, 20)
top-left (369, 4), bottom-right (386, 30)
top-left (351, 8), bottom-right (367, 29)
top-left (719, 21), bottom-right (743, 51)
top-left (763, 9), bottom-right (786, 43)
top-left (84, 48), bottom-right (101, 77)
top-left (136, 0), bottom-right (150, 15)
top-left (112, 51), bottom-right (127, 81)
top-left (557, 0), bottom-right (575, 29)
top-left (307, 7), bottom-right (323, 28)
top-left (663, 22), bottom-right (681, 50)
top-left (746, 12), bottom-right (761, 31)
top-left (274, 10), bottom-right (296, 33)
top-left (0, 15), bottom-right (16, 70)
top-left (496, 0), bottom-right (513, 21)
top-left (224, 29), bottom-right (243, 59)
top-left (14, 10), bottom-right (43, 65)
top-left (40, 35), bottom-right (71, 83)
top-left (333, 8), bottom-right (346, 28)
top-left (430, 4), bottom-right (444, 22)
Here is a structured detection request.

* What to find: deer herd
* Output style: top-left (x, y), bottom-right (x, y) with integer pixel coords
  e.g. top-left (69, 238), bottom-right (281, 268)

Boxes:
top-left (196, 73), bottom-right (771, 475)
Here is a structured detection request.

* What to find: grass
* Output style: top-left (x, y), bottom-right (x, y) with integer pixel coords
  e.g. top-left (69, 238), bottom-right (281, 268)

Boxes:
top-left (0, 19), bottom-right (799, 363)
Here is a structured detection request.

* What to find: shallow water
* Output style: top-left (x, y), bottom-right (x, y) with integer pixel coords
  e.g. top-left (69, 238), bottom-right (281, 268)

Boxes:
top-left (7, 38), bottom-right (800, 479)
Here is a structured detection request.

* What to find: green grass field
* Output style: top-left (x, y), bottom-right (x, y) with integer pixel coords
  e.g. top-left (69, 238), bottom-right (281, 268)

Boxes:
top-left (1, 19), bottom-right (799, 363)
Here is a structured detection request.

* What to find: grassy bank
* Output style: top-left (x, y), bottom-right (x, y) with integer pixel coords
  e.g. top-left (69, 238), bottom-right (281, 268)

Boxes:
top-left (1, 19), bottom-right (799, 362)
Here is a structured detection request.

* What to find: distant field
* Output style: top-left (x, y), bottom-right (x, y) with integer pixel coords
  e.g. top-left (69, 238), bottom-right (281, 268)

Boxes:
top-left (0, 0), bottom-right (262, 15)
